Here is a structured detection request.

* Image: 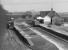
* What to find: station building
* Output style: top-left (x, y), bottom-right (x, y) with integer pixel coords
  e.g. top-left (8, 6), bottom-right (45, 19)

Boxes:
top-left (39, 8), bottom-right (64, 26)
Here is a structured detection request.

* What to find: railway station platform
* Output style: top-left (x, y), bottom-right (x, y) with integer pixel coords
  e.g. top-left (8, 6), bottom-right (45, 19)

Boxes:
top-left (40, 24), bottom-right (68, 36)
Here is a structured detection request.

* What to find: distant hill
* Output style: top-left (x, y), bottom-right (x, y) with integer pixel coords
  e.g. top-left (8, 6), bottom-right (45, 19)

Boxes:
top-left (7, 12), bottom-right (25, 15)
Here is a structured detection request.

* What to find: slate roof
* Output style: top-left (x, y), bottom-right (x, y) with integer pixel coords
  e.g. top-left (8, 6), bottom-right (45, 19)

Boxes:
top-left (40, 8), bottom-right (60, 18)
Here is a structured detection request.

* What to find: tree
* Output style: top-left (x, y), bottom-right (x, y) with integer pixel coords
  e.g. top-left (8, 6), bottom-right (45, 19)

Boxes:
top-left (0, 5), bottom-right (8, 36)
top-left (0, 5), bottom-right (8, 14)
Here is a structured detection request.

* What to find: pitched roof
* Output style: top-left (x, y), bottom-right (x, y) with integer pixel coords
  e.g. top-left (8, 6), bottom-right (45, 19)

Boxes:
top-left (40, 8), bottom-right (60, 17)
top-left (40, 11), bottom-right (50, 17)
top-left (47, 8), bottom-right (60, 17)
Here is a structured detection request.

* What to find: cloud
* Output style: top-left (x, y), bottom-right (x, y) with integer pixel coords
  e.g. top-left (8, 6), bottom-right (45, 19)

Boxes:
top-left (1, 0), bottom-right (68, 12)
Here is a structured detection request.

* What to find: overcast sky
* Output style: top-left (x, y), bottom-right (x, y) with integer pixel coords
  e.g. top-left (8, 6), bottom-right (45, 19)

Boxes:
top-left (1, 0), bottom-right (68, 12)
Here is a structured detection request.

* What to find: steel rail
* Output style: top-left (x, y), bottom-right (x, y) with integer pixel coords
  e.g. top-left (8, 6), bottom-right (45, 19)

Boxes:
top-left (20, 22), bottom-right (68, 50)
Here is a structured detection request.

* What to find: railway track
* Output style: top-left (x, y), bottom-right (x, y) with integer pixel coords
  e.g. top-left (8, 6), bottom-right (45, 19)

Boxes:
top-left (17, 22), bottom-right (68, 50)
top-left (18, 22), bottom-right (68, 42)
top-left (14, 22), bottom-right (58, 50)
top-left (35, 25), bottom-right (68, 42)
